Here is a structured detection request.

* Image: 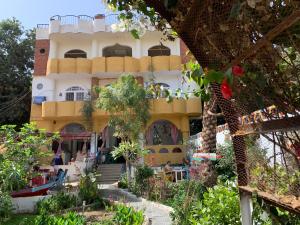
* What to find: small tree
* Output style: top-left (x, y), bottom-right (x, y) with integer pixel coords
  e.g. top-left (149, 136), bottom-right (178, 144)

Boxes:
top-left (96, 74), bottom-right (150, 183)
top-left (0, 123), bottom-right (58, 192)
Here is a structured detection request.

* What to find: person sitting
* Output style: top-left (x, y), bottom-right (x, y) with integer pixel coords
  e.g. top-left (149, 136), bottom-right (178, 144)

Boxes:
top-left (76, 149), bottom-right (86, 162)
top-left (164, 161), bottom-right (174, 182)
top-left (182, 158), bottom-right (190, 179)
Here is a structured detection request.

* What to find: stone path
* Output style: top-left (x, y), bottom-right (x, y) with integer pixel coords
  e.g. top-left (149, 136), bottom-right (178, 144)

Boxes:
top-left (99, 184), bottom-right (173, 225)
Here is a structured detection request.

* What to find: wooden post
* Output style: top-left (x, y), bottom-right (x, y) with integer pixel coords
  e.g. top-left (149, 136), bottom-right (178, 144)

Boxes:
top-left (240, 191), bottom-right (253, 225)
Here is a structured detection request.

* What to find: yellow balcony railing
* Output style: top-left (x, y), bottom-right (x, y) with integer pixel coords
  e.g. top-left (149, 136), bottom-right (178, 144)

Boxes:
top-left (46, 55), bottom-right (181, 75)
top-left (144, 145), bottom-right (186, 166)
top-left (41, 98), bottom-right (201, 119)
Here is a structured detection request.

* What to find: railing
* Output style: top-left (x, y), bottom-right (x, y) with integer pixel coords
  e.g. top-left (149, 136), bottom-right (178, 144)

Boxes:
top-left (104, 14), bottom-right (120, 25)
top-left (50, 15), bottom-right (94, 25)
top-left (37, 24), bottom-right (49, 29)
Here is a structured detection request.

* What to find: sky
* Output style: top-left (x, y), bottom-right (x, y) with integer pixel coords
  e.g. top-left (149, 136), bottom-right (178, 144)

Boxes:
top-left (0, 0), bottom-right (107, 29)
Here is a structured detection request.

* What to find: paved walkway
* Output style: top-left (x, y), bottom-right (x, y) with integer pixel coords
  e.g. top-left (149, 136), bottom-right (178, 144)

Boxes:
top-left (99, 184), bottom-right (173, 225)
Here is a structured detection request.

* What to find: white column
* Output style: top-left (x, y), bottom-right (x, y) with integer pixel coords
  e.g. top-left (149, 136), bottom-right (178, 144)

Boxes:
top-left (90, 132), bottom-right (97, 156)
top-left (174, 38), bottom-right (180, 55)
top-left (240, 192), bottom-right (253, 225)
top-left (91, 39), bottom-right (98, 58)
top-left (135, 39), bottom-right (141, 58)
top-left (49, 40), bottom-right (58, 58)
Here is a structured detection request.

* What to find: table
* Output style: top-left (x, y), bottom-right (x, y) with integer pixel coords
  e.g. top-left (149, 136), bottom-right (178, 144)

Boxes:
top-left (172, 169), bottom-right (185, 182)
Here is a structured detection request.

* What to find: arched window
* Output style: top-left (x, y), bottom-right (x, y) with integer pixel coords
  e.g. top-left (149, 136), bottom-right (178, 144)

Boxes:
top-left (65, 86), bottom-right (87, 101)
top-left (61, 123), bottom-right (86, 134)
top-left (148, 45), bottom-right (170, 57)
top-left (64, 49), bottom-right (87, 58)
top-left (145, 120), bottom-right (183, 145)
top-left (103, 44), bottom-right (132, 57)
top-left (172, 147), bottom-right (182, 153)
top-left (159, 148), bottom-right (169, 153)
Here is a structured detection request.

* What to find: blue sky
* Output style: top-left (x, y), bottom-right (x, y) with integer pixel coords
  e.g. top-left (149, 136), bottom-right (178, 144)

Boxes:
top-left (0, 0), bottom-right (107, 29)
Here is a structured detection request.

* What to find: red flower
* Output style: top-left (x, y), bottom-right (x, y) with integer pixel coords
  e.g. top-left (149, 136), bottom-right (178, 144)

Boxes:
top-left (232, 65), bottom-right (244, 76)
top-left (221, 79), bottom-right (232, 100)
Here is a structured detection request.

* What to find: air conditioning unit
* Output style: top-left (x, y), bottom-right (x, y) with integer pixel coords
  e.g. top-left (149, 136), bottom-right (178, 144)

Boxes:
top-left (33, 96), bottom-right (46, 105)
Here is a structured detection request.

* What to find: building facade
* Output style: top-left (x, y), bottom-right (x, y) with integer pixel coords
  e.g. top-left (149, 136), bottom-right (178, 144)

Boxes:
top-left (31, 15), bottom-right (202, 166)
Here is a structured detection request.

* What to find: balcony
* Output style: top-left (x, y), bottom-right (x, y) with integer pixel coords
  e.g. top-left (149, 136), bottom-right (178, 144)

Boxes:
top-left (144, 145), bottom-right (186, 165)
top-left (46, 56), bottom-right (181, 75)
top-left (41, 98), bottom-right (201, 119)
top-left (149, 98), bottom-right (202, 115)
top-left (36, 14), bottom-right (142, 37)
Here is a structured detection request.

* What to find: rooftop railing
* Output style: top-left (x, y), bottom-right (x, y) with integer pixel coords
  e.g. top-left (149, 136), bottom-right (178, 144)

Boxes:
top-left (37, 24), bottom-right (49, 29)
top-left (36, 14), bottom-right (127, 29)
top-left (50, 15), bottom-right (94, 25)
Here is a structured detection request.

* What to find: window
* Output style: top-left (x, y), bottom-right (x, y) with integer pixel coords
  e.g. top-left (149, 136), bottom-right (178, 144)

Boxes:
top-left (145, 120), bottom-right (183, 145)
top-left (61, 123), bottom-right (86, 134)
top-left (65, 86), bottom-right (86, 101)
top-left (66, 92), bottom-right (75, 101)
top-left (40, 48), bottom-right (46, 54)
top-left (64, 49), bottom-right (87, 58)
top-left (103, 44), bottom-right (132, 57)
top-left (148, 45), bottom-right (170, 57)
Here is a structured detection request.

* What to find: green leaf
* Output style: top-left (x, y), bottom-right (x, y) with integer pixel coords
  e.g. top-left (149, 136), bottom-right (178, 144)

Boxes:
top-left (229, 1), bottom-right (241, 19)
top-left (130, 29), bottom-right (140, 39)
top-left (206, 70), bottom-right (224, 84)
top-left (226, 72), bottom-right (233, 86)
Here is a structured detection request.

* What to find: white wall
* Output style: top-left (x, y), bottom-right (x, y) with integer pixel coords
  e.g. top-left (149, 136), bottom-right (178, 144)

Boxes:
top-left (51, 31), bottom-right (180, 59)
top-left (32, 77), bottom-right (55, 101)
top-left (141, 32), bottom-right (180, 56)
top-left (57, 39), bottom-right (92, 58)
top-left (144, 71), bottom-right (198, 95)
top-left (55, 78), bottom-right (91, 101)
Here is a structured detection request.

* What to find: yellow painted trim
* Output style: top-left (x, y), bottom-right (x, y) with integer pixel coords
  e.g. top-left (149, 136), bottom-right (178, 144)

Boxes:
top-left (46, 55), bottom-right (182, 75)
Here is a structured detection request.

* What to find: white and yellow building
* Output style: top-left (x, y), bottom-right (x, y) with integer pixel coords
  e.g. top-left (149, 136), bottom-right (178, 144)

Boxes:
top-left (31, 14), bottom-right (202, 166)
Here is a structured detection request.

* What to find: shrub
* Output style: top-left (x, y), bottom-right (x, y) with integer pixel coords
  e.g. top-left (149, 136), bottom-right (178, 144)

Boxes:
top-left (36, 191), bottom-right (78, 214)
top-left (189, 181), bottom-right (241, 225)
top-left (118, 173), bottom-right (128, 189)
top-left (131, 165), bottom-right (154, 196)
top-left (112, 204), bottom-right (144, 225)
top-left (34, 211), bottom-right (85, 225)
top-left (79, 172), bottom-right (101, 205)
top-left (166, 180), bottom-right (207, 225)
top-left (0, 191), bottom-right (13, 222)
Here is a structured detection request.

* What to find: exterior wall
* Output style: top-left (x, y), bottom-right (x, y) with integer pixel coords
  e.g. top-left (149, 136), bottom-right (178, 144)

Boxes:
top-left (46, 55), bottom-right (181, 75)
top-left (55, 78), bottom-right (91, 101)
top-left (34, 39), bottom-right (50, 76)
top-left (49, 31), bottom-right (180, 60)
top-left (56, 39), bottom-right (92, 59)
top-left (32, 77), bottom-right (55, 101)
top-left (141, 32), bottom-right (180, 56)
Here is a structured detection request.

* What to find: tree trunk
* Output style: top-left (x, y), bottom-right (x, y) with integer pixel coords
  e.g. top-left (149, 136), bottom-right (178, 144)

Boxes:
top-left (201, 97), bottom-right (218, 187)
top-left (201, 97), bottom-right (217, 153)
top-left (211, 83), bottom-right (248, 186)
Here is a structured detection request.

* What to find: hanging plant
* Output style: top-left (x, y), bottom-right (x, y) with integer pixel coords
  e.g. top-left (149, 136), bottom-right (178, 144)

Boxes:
top-left (80, 99), bottom-right (94, 131)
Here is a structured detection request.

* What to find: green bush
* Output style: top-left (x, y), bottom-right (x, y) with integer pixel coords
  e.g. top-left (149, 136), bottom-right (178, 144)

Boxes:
top-left (189, 181), bottom-right (241, 225)
top-left (36, 191), bottom-right (78, 214)
top-left (131, 165), bottom-right (154, 196)
top-left (34, 211), bottom-right (85, 225)
top-left (112, 204), bottom-right (144, 225)
top-left (165, 180), bottom-right (206, 225)
top-left (79, 172), bottom-right (101, 205)
top-left (0, 191), bottom-right (13, 222)
top-left (118, 173), bottom-right (128, 189)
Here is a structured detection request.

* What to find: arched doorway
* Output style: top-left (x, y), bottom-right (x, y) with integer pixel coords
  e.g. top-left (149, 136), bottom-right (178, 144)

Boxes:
top-left (60, 123), bottom-right (91, 164)
top-left (99, 126), bottom-right (125, 164)
top-left (145, 120), bottom-right (183, 145)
